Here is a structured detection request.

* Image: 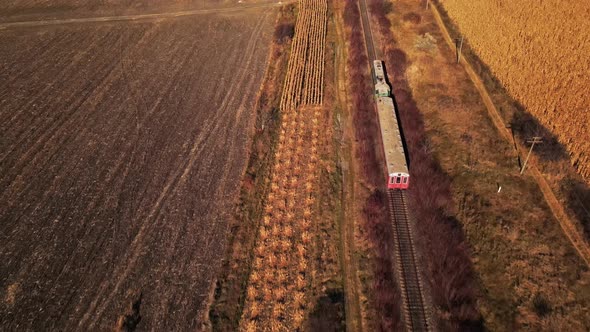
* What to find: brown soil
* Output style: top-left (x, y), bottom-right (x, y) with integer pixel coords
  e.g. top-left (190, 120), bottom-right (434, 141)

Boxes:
top-left (0, 6), bottom-right (275, 331)
top-left (0, 0), bottom-right (283, 23)
top-left (332, 1), bottom-right (363, 330)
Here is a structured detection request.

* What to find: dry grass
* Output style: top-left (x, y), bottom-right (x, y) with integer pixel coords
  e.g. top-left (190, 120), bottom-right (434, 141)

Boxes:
top-left (5, 283), bottom-right (19, 306)
top-left (439, 0), bottom-right (590, 183)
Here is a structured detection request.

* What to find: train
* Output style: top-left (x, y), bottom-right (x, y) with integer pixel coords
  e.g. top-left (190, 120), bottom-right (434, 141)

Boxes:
top-left (372, 60), bottom-right (410, 189)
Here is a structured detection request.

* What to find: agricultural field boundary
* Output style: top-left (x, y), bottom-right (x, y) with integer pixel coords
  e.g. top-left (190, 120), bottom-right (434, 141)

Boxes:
top-left (430, 4), bottom-right (590, 267)
top-left (0, 1), bottom-right (295, 29)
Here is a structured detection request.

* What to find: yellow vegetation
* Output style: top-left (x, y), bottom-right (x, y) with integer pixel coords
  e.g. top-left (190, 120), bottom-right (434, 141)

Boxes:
top-left (441, 0), bottom-right (590, 181)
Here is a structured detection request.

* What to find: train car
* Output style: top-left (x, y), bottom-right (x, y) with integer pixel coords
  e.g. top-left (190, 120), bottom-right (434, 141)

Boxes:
top-left (375, 96), bottom-right (410, 189)
top-left (373, 60), bottom-right (390, 97)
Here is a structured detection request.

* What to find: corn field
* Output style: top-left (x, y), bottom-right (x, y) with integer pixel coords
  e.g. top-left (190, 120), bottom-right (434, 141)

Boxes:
top-left (240, 0), bottom-right (328, 330)
top-left (279, 0), bottom-right (327, 111)
top-left (441, 0), bottom-right (590, 182)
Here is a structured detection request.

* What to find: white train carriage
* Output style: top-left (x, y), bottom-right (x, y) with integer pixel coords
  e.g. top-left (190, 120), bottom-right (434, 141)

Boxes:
top-left (375, 96), bottom-right (410, 189)
top-left (373, 60), bottom-right (390, 97)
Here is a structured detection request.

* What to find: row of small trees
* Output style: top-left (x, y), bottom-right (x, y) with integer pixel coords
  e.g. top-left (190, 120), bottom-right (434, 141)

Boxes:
top-left (241, 105), bottom-right (321, 331)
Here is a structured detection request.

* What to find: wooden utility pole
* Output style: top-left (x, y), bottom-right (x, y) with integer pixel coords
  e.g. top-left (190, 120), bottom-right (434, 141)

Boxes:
top-left (520, 136), bottom-right (543, 174)
top-left (456, 36), bottom-right (464, 63)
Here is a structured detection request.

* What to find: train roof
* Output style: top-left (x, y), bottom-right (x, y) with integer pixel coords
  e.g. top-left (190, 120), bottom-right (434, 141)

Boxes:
top-left (376, 97), bottom-right (409, 175)
top-left (373, 60), bottom-right (385, 80)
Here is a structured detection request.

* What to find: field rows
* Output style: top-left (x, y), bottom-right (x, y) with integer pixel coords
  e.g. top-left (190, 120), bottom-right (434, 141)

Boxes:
top-left (279, 0), bottom-right (327, 111)
top-left (240, 0), bottom-right (327, 330)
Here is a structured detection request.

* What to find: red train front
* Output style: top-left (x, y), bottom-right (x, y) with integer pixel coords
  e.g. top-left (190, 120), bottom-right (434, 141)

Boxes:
top-left (388, 172), bottom-right (410, 189)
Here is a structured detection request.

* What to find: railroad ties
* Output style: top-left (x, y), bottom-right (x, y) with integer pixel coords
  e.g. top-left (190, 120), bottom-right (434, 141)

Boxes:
top-left (388, 190), bottom-right (430, 332)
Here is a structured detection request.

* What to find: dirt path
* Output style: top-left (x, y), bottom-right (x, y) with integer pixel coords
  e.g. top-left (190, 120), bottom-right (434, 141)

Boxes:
top-left (0, 1), bottom-right (294, 29)
top-left (333, 4), bottom-right (363, 331)
top-left (430, 4), bottom-right (590, 268)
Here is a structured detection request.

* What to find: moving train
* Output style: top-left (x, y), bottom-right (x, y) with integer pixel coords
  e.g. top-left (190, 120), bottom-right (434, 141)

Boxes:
top-left (373, 60), bottom-right (410, 189)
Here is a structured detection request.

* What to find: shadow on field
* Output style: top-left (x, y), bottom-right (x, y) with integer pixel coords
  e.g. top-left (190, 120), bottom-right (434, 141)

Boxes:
top-left (510, 109), bottom-right (568, 164)
top-left (508, 106), bottom-right (590, 238)
top-left (562, 178), bottom-right (590, 238)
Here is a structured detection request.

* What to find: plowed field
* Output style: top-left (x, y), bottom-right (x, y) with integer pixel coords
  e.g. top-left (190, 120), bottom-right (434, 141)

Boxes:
top-left (0, 7), bottom-right (275, 330)
top-left (0, 0), bottom-right (280, 23)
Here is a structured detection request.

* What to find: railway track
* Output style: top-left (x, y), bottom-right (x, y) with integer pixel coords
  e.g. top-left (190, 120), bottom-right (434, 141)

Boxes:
top-left (358, 0), bottom-right (378, 63)
top-left (388, 190), bottom-right (430, 332)
top-left (356, 0), bottom-right (431, 329)
top-left (355, 0), bottom-right (431, 329)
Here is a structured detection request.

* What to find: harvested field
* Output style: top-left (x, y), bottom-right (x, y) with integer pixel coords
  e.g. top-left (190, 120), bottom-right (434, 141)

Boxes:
top-left (439, 0), bottom-right (590, 182)
top-left (0, 8), bottom-right (275, 331)
top-left (0, 0), bottom-right (281, 23)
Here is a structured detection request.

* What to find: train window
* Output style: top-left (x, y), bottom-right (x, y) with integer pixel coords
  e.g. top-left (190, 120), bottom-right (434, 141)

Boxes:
top-left (396, 177), bottom-right (401, 184)
top-left (402, 178), bottom-right (407, 184)
top-left (390, 177), bottom-right (395, 184)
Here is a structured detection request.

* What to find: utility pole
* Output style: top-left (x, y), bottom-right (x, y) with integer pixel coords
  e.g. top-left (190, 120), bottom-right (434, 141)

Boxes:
top-left (456, 36), bottom-right (464, 63)
top-left (520, 136), bottom-right (543, 174)
top-left (425, 0), bottom-right (429, 10)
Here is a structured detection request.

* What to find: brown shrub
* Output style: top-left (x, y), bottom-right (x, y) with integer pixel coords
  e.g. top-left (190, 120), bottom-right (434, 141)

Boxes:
top-left (274, 23), bottom-right (295, 44)
top-left (402, 12), bottom-right (421, 24)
